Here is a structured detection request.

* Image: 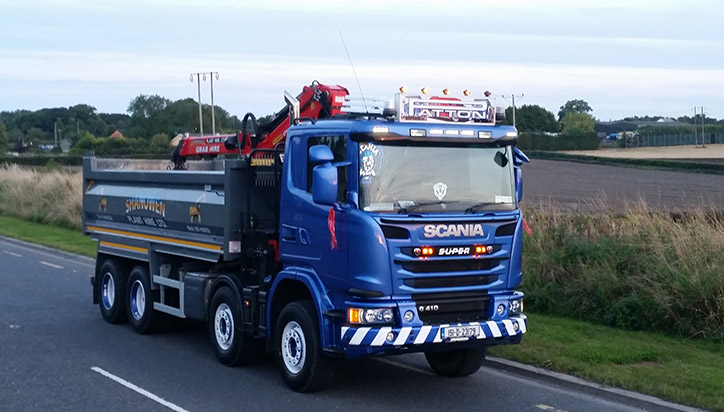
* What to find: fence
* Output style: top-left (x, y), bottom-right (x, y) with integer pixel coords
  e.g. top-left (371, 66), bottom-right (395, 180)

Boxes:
top-left (626, 132), bottom-right (724, 148)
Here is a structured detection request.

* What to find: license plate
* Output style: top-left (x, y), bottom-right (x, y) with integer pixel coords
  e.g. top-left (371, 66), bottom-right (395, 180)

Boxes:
top-left (441, 325), bottom-right (481, 340)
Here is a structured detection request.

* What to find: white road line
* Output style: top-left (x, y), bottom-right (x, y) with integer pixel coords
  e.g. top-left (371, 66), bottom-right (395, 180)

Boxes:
top-left (40, 261), bottom-right (64, 269)
top-left (372, 357), bottom-right (436, 376)
top-left (91, 367), bottom-right (191, 412)
top-left (0, 237), bottom-right (94, 268)
top-left (2, 250), bottom-right (22, 257)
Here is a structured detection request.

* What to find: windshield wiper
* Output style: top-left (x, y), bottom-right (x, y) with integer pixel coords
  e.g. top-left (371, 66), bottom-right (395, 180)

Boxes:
top-left (464, 202), bottom-right (499, 214)
top-left (398, 201), bottom-right (459, 214)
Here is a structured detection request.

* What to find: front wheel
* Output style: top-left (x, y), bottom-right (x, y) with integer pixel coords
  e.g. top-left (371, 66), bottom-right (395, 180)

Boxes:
top-left (424, 347), bottom-right (487, 377)
top-left (208, 286), bottom-right (263, 366)
top-left (274, 301), bottom-right (339, 392)
top-left (126, 265), bottom-right (161, 334)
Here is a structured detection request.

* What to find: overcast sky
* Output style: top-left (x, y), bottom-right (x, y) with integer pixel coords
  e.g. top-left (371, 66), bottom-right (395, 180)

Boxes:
top-left (1, 0), bottom-right (722, 121)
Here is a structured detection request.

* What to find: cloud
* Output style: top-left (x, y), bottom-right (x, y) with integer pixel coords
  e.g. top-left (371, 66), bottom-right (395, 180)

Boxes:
top-left (1, 48), bottom-right (722, 120)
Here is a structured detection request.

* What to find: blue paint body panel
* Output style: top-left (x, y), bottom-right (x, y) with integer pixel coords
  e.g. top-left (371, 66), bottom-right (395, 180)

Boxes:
top-left (274, 118), bottom-right (527, 357)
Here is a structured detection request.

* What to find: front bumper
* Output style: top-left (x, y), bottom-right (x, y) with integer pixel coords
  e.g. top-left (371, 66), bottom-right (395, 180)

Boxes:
top-left (339, 314), bottom-right (527, 358)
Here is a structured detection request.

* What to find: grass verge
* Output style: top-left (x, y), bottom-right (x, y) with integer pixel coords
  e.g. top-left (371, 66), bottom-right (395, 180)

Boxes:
top-left (0, 215), bottom-right (96, 257)
top-left (1, 217), bottom-right (721, 410)
top-left (490, 313), bottom-right (724, 411)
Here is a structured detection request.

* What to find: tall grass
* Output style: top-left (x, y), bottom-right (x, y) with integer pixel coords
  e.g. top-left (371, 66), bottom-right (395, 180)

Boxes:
top-left (0, 164), bottom-right (82, 229)
top-left (523, 205), bottom-right (724, 341)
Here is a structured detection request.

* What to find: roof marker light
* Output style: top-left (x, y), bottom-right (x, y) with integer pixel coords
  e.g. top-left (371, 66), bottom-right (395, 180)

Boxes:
top-left (442, 88), bottom-right (450, 95)
top-left (461, 130), bottom-right (475, 136)
top-left (430, 128), bottom-right (444, 135)
top-left (372, 126), bottom-right (389, 134)
top-left (421, 87), bottom-right (429, 94)
top-left (463, 89), bottom-right (471, 96)
top-left (399, 86), bottom-right (407, 93)
top-left (484, 91), bottom-right (492, 97)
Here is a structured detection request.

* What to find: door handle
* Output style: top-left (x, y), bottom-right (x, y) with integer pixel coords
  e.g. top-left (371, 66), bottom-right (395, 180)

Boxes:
top-left (281, 225), bottom-right (297, 242)
top-left (299, 228), bottom-right (311, 245)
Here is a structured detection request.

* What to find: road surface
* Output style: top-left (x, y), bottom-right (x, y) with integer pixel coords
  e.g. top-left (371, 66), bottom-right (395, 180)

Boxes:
top-left (1, 237), bottom-right (661, 412)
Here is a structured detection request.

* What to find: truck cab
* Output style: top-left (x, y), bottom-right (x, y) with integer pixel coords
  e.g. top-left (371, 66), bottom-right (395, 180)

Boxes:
top-left (268, 92), bottom-right (527, 387)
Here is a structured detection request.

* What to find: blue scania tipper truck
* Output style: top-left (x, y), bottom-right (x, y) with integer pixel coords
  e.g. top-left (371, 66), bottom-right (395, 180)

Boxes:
top-left (83, 82), bottom-right (529, 392)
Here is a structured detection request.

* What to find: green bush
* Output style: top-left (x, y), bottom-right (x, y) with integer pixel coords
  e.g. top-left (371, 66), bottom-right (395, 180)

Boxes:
top-left (518, 132), bottom-right (600, 151)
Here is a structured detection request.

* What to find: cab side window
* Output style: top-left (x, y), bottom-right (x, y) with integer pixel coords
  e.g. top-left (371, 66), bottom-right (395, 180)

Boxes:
top-left (307, 136), bottom-right (347, 203)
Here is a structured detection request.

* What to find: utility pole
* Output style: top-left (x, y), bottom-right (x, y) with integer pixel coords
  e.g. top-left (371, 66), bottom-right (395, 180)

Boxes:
top-left (54, 121), bottom-right (58, 147)
top-left (501, 93), bottom-right (524, 128)
top-left (693, 107), bottom-right (698, 146)
top-left (209, 72), bottom-right (219, 135)
top-left (190, 73), bottom-right (205, 135)
top-left (701, 106), bottom-right (706, 148)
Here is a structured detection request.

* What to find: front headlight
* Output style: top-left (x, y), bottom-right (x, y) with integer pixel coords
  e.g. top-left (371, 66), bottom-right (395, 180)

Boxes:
top-left (348, 307), bottom-right (395, 325)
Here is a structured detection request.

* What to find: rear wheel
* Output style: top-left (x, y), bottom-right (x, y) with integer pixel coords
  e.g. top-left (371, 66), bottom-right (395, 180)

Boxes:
top-left (424, 347), bottom-right (487, 377)
top-left (126, 265), bottom-right (161, 334)
top-left (208, 286), bottom-right (263, 366)
top-left (98, 259), bottom-right (127, 324)
top-left (274, 301), bottom-right (339, 392)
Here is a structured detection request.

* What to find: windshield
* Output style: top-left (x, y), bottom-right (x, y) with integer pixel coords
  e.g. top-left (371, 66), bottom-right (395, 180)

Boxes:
top-left (358, 143), bottom-right (516, 213)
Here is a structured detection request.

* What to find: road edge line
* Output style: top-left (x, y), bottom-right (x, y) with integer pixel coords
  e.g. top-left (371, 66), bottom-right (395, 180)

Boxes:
top-left (483, 357), bottom-right (705, 412)
top-left (0, 235), bottom-right (94, 266)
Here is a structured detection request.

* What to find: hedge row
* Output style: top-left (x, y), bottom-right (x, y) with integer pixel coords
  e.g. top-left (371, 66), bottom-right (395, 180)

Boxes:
top-left (517, 132), bottom-right (600, 151)
top-left (525, 151), bottom-right (724, 174)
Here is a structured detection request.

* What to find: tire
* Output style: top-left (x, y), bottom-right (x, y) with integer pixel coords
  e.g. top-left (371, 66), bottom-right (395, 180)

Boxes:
top-left (274, 301), bottom-right (339, 392)
top-left (424, 347), bottom-right (487, 377)
top-left (98, 259), bottom-right (127, 324)
top-left (209, 286), bottom-right (263, 366)
top-left (126, 265), bottom-right (161, 334)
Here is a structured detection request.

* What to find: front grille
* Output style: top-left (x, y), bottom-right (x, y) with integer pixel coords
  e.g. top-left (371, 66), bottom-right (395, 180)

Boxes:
top-left (401, 259), bottom-right (500, 273)
top-left (381, 225), bottom-right (409, 239)
top-left (403, 275), bottom-right (497, 288)
top-left (412, 291), bottom-right (489, 324)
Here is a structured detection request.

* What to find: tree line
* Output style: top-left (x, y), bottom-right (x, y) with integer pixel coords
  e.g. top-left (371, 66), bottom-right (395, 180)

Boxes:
top-left (0, 96), bottom-right (243, 156)
top-left (2, 95), bottom-right (721, 155)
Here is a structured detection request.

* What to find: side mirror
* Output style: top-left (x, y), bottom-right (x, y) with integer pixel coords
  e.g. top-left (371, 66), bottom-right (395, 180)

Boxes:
top-left (515, 167), bottom-right (523, 203)
top-left (309, 145), bottom-right (338, 205)
top-left (309, 145), bottom-right (334, 164)
top-left (313, 164), bottom-right (338, 206)
top-left (512, 147), bottom-right (528, 203)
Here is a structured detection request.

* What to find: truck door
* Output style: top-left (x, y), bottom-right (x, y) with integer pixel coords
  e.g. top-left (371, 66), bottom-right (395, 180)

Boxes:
top-left (280, 134), bottom-right (350, 293)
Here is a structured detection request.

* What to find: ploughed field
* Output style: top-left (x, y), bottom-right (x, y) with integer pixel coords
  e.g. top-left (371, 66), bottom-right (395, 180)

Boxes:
top-left (523, 159), bottom-right (724, 211)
